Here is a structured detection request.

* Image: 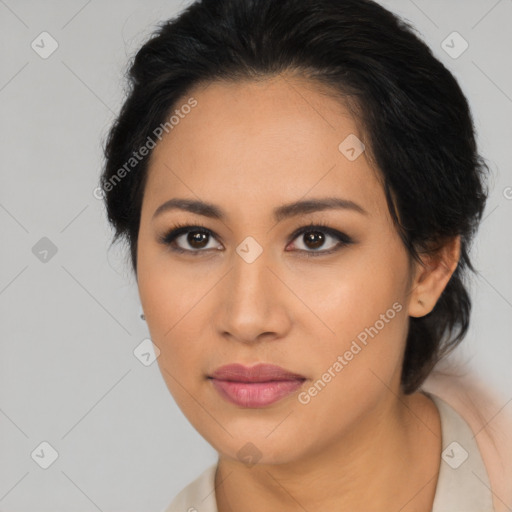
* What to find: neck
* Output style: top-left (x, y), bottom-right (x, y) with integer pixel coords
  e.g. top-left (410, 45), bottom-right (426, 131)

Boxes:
top-left (215, 390), bottom-right (441, 512)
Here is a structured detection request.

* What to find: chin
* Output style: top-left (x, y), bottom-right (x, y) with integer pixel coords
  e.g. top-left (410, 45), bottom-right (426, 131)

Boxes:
top-left (206, 424), bottom-right (308, 467)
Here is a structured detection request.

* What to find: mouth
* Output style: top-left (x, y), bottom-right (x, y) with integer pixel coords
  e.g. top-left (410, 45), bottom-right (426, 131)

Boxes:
top-left (208, 363), bottom-right (306, 408)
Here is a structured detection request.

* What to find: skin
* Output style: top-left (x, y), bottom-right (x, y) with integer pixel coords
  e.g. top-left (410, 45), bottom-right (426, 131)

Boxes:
top-left (136, 73), bottom-right (460, 511)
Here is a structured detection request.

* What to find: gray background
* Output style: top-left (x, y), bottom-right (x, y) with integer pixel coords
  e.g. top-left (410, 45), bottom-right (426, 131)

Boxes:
top-left (1, 0), bottom-right (511, 510)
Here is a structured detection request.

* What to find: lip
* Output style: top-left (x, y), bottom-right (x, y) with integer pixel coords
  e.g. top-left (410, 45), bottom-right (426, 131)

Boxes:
top-left (209, 363), bottom-right (306, 408)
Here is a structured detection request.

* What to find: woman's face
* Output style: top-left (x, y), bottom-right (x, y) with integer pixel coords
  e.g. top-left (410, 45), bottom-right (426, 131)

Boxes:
top-left (136, 75), bottom-right (417, 465)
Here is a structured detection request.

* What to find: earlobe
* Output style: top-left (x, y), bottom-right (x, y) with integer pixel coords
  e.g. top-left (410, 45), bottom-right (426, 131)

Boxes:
top-left (408, 236), bottom-right (461, 318)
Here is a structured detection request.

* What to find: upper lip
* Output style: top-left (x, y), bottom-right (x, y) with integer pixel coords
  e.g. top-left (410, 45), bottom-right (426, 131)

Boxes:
top-left (210, 363), bottom-right (306, 383)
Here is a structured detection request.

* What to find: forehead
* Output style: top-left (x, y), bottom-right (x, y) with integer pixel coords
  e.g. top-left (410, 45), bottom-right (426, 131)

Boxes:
top-left (143, 75), bottom-right (384, 218)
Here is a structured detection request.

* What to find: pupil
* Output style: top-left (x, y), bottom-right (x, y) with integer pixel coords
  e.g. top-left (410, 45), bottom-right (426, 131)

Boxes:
top-left (305, 231), bottom-right (324, 249)
top-left (189, 231), bottom-right (208, 248)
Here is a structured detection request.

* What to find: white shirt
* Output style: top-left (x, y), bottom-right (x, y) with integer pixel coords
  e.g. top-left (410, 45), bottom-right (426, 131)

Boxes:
top-left (163, 392), bottom-right (495, 512)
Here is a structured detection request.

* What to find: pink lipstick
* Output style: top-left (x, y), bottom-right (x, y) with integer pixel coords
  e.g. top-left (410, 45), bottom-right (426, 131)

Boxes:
top-left (209, 363), bottom-right (306, 408)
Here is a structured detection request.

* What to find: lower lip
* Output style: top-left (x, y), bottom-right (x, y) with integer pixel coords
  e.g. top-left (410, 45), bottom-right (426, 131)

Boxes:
top-left (211, 379), bottom-right (305, 408)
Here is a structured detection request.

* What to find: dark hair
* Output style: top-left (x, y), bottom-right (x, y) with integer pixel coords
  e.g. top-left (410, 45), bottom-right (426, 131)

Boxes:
top-left (100, 0), bottom-right (488, 394)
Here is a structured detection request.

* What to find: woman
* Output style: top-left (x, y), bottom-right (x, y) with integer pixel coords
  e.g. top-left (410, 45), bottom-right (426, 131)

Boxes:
top-left (99, 0), bottom-right (510, 510)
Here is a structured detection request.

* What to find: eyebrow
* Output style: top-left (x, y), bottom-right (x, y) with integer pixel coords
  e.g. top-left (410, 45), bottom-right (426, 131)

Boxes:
top-left (152, 196), bottom-right (367, 222)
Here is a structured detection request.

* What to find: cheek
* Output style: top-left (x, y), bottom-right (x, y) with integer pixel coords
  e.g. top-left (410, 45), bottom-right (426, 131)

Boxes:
top-left (136, 252), bottom-right (211, 384)
top-left (137, 237), bottom-right (213, 332)
top-left (290, 245), bottom-right (410, 393)
top-left (292, 275), bottom-right (409, 445)
top-left (289, 245), bottom-right (408, 336)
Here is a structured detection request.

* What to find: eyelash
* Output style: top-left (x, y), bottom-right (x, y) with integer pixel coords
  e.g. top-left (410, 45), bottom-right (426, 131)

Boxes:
top-left (157, 221), bottom-right (354, 258)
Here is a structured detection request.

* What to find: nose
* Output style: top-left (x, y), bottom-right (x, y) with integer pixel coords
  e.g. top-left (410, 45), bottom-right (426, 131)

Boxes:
top-left (216, 247), bottom-right (292, 345)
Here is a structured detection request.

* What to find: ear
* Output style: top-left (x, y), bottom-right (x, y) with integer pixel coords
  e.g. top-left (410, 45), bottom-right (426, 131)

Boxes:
top-left (408, 236), bottom-right (461, 318)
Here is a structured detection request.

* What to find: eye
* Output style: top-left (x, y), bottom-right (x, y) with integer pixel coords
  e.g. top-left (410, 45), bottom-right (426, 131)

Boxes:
top-left (158, 223), bottom-right (223, 255)
top-left (286, 223), bottom-right (353, 257)
top-left (158, 222), bottom-right (353, 257)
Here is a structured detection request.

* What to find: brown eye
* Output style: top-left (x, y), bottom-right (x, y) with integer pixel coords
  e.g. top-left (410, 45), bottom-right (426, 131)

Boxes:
top-left (159, 223), bottom-right (353, 257)
top-left (159, 225), bottom-right (223, 254)
top-left (292, 230), bottom-right (338, 252)
top-left (186, 231), bottom-right (210, 249)
top-left (302, 231), bottom-right (326, 250)
top-left (287, 224), bottom-right (353, 257)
